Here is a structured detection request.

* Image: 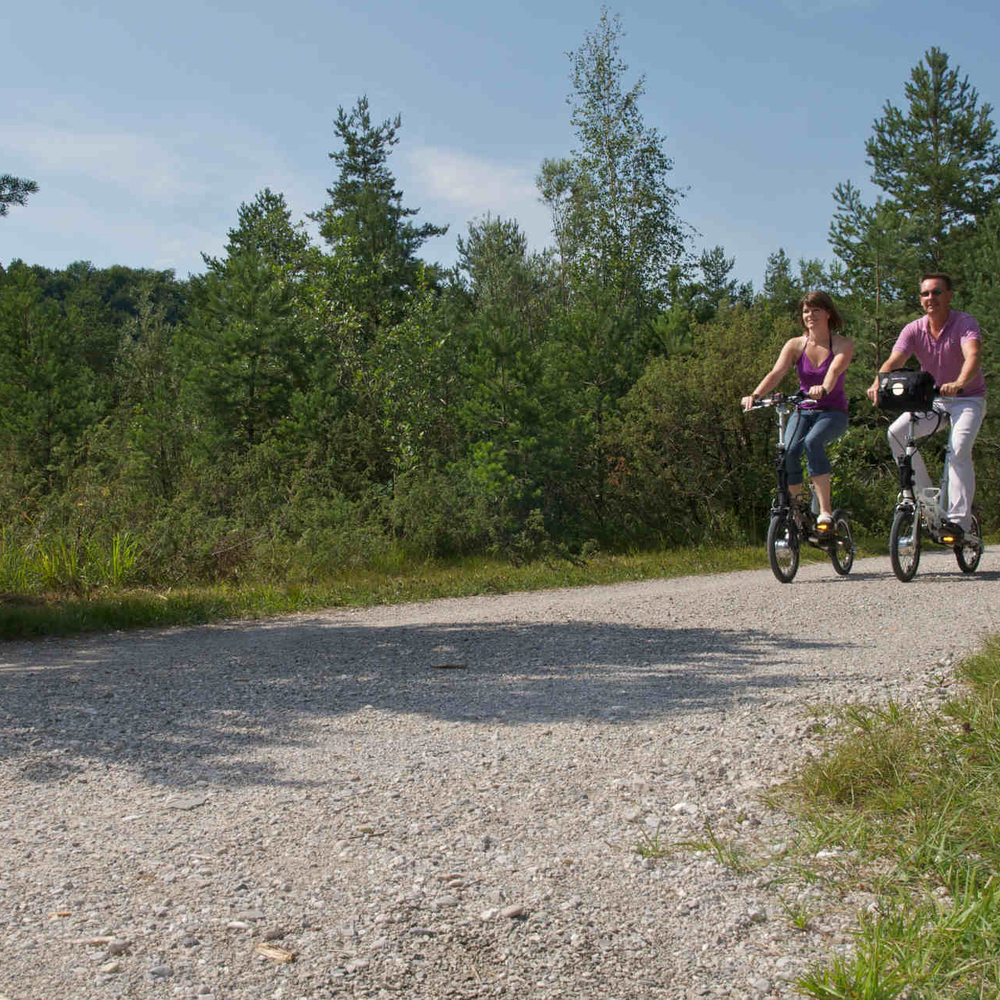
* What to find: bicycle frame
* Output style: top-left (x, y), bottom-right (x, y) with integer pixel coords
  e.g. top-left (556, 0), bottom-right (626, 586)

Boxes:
top-left (888, 401), bottom-right (984, 581)
top-left (893, 407), bottom-right (967, 545)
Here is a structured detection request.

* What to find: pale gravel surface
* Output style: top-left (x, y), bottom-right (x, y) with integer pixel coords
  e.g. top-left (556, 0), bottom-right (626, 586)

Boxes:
top-left (3, 549), bottom-right (1000, 1000)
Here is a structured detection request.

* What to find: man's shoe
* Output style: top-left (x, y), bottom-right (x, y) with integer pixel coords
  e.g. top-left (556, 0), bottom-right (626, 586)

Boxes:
top-left (940, 521), bottom-right (964, 544)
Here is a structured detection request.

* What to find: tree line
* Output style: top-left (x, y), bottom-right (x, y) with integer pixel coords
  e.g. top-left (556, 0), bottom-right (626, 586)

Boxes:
top-left (2, 15), bottom-right (999, 587)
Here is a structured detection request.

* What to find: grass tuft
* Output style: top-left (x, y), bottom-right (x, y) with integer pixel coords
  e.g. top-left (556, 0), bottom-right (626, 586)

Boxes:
top-left (676, 821), bottom-right (754, 874)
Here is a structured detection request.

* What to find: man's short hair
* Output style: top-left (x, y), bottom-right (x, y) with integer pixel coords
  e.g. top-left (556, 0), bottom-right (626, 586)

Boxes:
top-left (921, 272), bottom-right (953, 290)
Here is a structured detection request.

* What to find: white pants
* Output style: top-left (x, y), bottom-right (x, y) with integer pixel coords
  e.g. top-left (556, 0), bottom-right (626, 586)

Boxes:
top-left (887, 396), bottom-right (986, 531)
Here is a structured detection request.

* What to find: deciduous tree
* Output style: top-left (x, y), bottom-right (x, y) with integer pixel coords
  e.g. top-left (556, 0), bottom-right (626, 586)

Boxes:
top-left (0, 264), bottom-right (98, 484)
top-left (540, 8), bottom-right (689, 319)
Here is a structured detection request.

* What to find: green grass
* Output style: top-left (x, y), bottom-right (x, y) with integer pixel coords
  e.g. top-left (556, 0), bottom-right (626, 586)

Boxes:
top-left (0, 541), bottom-right (775, 638)
top-left (676, 821), bottom-right (755, 874)
top-left (767, 638), bottom-right (1000, 999)
top-left (0, 525), bottom-right (889, 639)
top-left (0, 537), bottom-right (868, 638)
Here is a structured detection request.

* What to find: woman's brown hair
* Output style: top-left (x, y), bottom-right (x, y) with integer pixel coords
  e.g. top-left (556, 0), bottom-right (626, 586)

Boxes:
top-left (797, 290), bottom-right (845, 332)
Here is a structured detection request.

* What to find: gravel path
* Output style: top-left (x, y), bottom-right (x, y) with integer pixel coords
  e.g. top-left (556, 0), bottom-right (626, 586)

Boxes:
top-left (3, 549), bottom-right (1000, 1000)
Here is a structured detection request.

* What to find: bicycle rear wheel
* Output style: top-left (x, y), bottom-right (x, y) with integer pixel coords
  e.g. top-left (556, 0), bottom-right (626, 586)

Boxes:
top-left (955, 512), bottom-right (983, 573)
top-left (828, 513), bottom-right (854, 576)
top-left (889, 505), bottom-right (921, 582)
top-left (767, 511), bottom-right (799, 583)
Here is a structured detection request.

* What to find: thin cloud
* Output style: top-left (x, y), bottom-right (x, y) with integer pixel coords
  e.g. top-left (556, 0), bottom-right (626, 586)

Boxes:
top-left (407, 146), bottom-right (537, 210)
top-left (2, 116), bottom-right (317, 275)
top-left (6, 123), bottom-right (214, 207)
top-left (405, 146), bottom-right (553, 253)
top-left (4, 190), bottom-right (223, 276)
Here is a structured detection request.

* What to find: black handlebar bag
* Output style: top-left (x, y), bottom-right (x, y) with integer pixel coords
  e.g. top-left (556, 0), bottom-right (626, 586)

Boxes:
top-left (877, 369), bottom-right (936, 412)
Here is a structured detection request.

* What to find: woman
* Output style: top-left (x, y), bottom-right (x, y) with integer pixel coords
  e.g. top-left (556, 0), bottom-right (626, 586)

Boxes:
top-left (741, 291), bottom-right (853, 524)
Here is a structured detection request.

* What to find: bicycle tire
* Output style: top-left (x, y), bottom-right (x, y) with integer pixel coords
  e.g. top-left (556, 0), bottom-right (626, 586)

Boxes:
top-left (767, 511), bottom-right (799, 583)
top-left (829, 514), bottom-right (854, 576)
top-left (955, 512), bottom-right (984, 574)
top-left (889, 505), bottom-right (921, 582)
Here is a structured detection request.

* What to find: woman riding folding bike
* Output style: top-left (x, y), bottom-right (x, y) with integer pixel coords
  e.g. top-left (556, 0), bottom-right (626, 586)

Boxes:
top-left (741, 291), bottom-right (853, 529)
top-left (741, 292), bottom-right (854, 581)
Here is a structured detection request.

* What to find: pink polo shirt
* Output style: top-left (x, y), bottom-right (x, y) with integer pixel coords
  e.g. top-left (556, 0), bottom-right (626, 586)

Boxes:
top-left (893, 310), bottom-right (986, 397)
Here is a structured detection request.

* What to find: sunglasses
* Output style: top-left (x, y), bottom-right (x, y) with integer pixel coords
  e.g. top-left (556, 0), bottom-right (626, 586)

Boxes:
top-left (919, 288), bottom-right (946, 298)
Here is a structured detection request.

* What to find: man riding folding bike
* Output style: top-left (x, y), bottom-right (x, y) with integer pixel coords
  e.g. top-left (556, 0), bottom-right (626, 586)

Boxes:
top-left (878, 372), bottom-right (984, 580)
top-left (867, 273), bottom-right (986, 543)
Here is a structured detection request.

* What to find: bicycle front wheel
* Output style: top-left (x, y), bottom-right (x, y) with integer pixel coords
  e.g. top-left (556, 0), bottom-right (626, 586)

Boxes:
top-left (889, 505), bottom-right (921, 582)
top-left (767, 511), bottom-right (799, 583)
top-left (955, 512), bottom-right (983, 574)
top-left (829, 514), bottom-right (854, 576)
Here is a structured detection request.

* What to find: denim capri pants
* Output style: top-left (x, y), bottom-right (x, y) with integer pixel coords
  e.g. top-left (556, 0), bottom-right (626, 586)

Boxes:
top-left (784, 408), bottom-right (848, 485)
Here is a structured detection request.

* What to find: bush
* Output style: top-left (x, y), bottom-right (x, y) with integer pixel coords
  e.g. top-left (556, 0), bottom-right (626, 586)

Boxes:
top-left (605, 309), bottom-right (785, 547)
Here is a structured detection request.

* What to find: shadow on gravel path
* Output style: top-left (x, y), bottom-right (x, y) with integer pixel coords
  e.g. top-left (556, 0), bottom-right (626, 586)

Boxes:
top-left (0, 617), bottom-right (851, 788)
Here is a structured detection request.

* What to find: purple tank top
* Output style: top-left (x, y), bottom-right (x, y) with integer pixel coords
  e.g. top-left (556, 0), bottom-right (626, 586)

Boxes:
top-left (797, 344), bottom-right (847, 411)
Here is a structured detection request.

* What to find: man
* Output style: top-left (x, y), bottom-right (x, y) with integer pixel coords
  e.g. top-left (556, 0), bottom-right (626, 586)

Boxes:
top-left (866, 273), bottom-right (986, 537)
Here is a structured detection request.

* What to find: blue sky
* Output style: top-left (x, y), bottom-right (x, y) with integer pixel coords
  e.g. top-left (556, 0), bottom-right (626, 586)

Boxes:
top-left (5, 0), bottom-right (1000, 289)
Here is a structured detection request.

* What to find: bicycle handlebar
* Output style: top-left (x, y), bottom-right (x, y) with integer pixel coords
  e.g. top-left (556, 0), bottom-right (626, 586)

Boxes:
top-left (746, 391), bottom-right (809, 410)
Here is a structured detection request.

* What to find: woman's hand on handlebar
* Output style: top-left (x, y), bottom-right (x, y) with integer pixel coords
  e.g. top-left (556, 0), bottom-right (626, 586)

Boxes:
top-left (743, 391), bottom-right (808, 411)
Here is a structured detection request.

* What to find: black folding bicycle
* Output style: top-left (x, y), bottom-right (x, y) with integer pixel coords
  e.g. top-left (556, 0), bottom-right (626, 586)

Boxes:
top-left (747, 392), bottom-right (855, 583)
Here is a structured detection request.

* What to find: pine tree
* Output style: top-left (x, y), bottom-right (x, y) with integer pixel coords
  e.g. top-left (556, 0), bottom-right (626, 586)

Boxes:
top-left (761, 249), bottom-right (800, 314)
top-left (311, 97), bottom-right (447, 337)
top-left (181, 252), bottom-right (304, 452)
top-left (204, 188), bottom-right (312, 276)
top-left (833, 48), bottom-right (1000, 287)
top-left (0, 174), bottom-right (38, 218)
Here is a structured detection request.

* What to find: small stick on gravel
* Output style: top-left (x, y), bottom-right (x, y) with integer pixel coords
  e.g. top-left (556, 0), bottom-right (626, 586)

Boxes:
top-left (254, 943), bottom-right (296, 963)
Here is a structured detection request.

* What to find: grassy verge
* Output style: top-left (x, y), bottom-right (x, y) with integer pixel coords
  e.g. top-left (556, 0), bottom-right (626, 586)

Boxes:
top-left (0, 515), bottom-right (895, 638)
top-left (743, 642), bottom-right (1000, 999)
top-left (0, 530), bottom-right (887, 639)
top-left (634, 637), bottom-right (1000, 998)
top-left (0, 541), bottom-right (791, 638)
